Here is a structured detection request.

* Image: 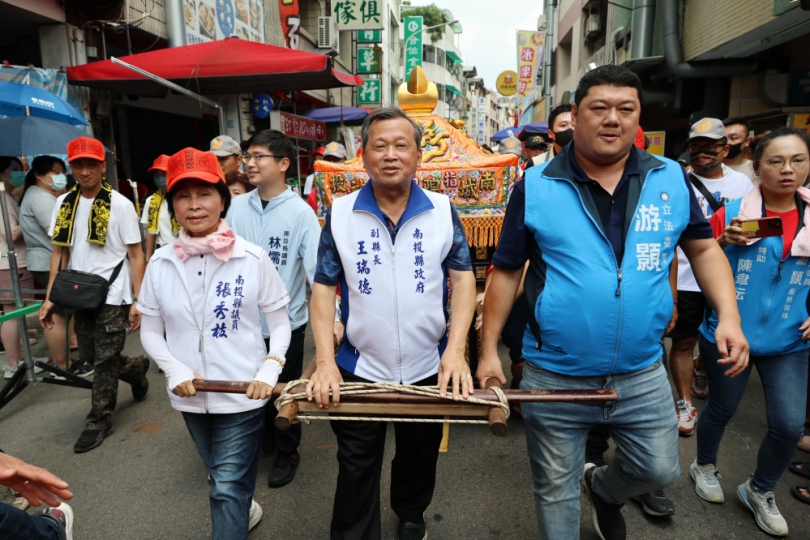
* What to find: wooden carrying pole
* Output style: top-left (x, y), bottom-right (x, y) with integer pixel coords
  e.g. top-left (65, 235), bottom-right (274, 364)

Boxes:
top-left (192, 380), bottom-right (618, 435)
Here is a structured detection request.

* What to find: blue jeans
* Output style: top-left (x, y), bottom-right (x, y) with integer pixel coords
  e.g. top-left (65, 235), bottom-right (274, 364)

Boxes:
top-left (183, 408), bottom-right (264, 540)
top-left (0, 503), bottom-right (63, 540)
top-left (521, 359), bottom-right (680, 540)
top-left (696, 336), bottom-right (809, 492)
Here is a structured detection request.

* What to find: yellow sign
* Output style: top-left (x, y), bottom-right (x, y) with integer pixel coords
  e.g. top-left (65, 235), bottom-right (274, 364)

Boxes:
top-left (644, 131), bottom-right (666, 156)
top-left (496, 71), bottom-right (518, 96)
top-left (793, 113), bottom-right (810, 135)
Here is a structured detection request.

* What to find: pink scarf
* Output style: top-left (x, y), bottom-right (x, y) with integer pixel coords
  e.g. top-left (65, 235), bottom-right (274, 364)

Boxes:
top-left (174, 219), bottom-right (236, 262)
top-left (738, 184), bottom-right (810, 257)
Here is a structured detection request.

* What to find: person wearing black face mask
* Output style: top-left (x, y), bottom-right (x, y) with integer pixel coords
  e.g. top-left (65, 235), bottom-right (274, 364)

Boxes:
top-left (723, 117), bottom-right (757, 183)
top-left (528, 103), bottom-right (573, 168)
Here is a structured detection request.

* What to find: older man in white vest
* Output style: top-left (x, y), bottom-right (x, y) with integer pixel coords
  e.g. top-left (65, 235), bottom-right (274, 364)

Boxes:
top-left (307, 107), bottom-right (476, 540)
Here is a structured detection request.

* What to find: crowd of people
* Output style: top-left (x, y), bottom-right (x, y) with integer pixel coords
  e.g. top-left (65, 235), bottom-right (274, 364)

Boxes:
top-left (1, 63), bottom-right (809, 540)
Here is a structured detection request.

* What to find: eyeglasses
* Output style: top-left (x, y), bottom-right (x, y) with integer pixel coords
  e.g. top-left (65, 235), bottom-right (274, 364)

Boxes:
top-left (762, 157), bottom-right (809, 169)
top-left (242, 154), bottom-right (283, 163)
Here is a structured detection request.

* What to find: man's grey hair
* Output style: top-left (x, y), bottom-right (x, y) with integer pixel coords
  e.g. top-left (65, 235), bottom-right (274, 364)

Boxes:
top-left (360, 107), bottom-right (423, 150)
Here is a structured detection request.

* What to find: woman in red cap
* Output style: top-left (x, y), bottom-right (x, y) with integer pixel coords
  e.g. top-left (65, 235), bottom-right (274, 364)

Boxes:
top-left (137, 147), bottom-right (292, 539)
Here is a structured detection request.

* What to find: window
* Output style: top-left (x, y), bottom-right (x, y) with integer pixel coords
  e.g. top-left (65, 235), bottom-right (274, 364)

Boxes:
top-left (436, 48), bottom-right (445, 68)
top-left (423, 45), bottom-right (436, 64)
top-left (436, 83), bottom-right (445, 102)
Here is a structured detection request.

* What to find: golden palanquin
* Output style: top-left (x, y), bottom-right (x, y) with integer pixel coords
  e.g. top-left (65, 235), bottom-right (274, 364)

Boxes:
top-left (309, 67), bottom-right (519, 249)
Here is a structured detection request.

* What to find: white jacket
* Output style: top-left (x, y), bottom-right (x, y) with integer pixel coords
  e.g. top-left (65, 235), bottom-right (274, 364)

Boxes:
top-left (138, 236), bottom-right (290, 414)
top-left (331, 183), bottom-right (454, 384)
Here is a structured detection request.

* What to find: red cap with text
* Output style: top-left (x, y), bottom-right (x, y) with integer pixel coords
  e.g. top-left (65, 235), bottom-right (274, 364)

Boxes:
top-left (67, 136), bottom-right (105, 162)
top-left (166, 148), bottom-right (225, 192)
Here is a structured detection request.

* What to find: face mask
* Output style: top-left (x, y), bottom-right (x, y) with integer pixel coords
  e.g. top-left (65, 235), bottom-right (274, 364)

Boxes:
top-left (553, 128), bottom-right (574, 148)
top-left (49, 173), bottom-right (68, 190)
top-left (8, 171), bottom-right (26, 187)
top-left (726, 143), bottom-right (743, 159)
top-left (690, 150), bottom-right (721, 173)
top-left (154, 173), bottom-right (167, 190)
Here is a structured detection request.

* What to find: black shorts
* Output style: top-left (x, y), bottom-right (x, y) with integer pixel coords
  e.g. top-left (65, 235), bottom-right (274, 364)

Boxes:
top-left (666, 290), bottom-right (707, 340)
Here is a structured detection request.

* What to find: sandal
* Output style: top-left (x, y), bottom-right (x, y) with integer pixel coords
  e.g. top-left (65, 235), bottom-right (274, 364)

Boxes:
top-left (789, 461), bottom-right (810, 479)
top-left (791, 485), bottom-right (810, 505)
top-left (799, 435), bottom-right (810, 452)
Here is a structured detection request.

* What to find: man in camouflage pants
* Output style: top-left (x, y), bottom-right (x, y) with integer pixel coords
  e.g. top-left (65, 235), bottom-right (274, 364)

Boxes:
top-left (40, 136), bottom-right (150, 454)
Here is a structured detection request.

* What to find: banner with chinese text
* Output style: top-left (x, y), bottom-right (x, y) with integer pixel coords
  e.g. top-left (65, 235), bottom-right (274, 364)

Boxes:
top-left (404, 16), bottom-right (424, 81)
top-left (278, 0), bottom-right (300, 49)
top-left (516, 30), bottom-right (544, 117)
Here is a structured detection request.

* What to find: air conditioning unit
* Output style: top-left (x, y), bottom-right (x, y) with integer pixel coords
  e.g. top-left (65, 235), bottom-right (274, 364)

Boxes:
top-left (318, 17), bottom-right (339, 53)
top-left (585, 14), bottom-right (602, 37)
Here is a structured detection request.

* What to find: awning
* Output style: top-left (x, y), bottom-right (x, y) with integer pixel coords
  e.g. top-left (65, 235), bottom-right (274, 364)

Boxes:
top-left (446, 51), bottom-right (463, 65)
top-left (66, 37), bottom-right (364, 97)
top-left (302, 106), bottom-right (369, 123)
top-left (445, 84), bottom-right (462, 95)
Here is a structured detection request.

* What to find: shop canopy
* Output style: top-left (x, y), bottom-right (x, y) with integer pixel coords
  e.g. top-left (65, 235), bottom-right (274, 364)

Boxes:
top-left (66, 37), bottom-right (364, 97)
top-left (302, 106), bottom-right (370, 123)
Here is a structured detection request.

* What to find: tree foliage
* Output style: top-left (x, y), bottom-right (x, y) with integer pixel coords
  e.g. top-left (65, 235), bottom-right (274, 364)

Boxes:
top-left (401, 3), bottom-right (448, 43)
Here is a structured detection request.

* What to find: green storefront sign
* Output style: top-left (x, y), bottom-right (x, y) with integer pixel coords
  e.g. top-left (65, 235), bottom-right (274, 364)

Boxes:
top-left (357, 47), bottom-right (382, 74)
top-left (404, 16), bottom-right (423, 80)
top-left (358, 79), bottom-right (381, 104)
top-left (357, 30), bottom-right (382, 43)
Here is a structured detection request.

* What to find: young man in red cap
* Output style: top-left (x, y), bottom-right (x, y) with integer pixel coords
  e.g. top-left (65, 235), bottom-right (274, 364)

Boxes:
top-left (39, 136), bottom-right (150, 453)
top-left (140, 154), bottom-right (179, 262)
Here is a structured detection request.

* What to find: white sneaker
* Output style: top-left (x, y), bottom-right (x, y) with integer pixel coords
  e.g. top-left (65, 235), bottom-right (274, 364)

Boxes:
top-left (738, 478), bottom-right (788, 536)
top-left (690, 460), bottom-right (724, 503)
top-left (12, 496), bottom-right (29, 511)
top-left (249, 499), bottom-right (262, 531)
top-left (3, 364), bottom-right (18, 379)
top-left (43, 502), bottom-right (74, 540)
top-left (677, 399), bottom-right (697, 436)
top-left (691, 367), bottom-right (709, 399)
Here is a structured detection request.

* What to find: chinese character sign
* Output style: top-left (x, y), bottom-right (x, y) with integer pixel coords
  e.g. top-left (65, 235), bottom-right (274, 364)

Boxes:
top-left (357, 47), bottom-right (382, 74)
top-left (358, 79), bottom-right (381, 104)
top-left (644, 131), bottom-right (666, 156)
top-left (273, 111), bottom-right (326, 141)
top-left (516, 30), bottom-right (545, 115)
top-left (477, 97), bottom-right (487, 144)
top-left (251, 93), bottom-right (273, 118)
top-left (184, 0), bottom-right (265, 45)
top-left (404, 16), bottom-right (424, 80)
top-left (357, 29), bottom-right (382, 43)
top-left (278, 0), bottom-right (301, 49)
top-left (333, 0), bottom-right (385, 30)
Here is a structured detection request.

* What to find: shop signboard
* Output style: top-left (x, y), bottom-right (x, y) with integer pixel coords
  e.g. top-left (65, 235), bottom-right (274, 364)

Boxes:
top-left (183, 0), bottom-right (265, 44)
top-left (404, 16), bottom-right (423, 80)
top-left (333, 0), bottom-right (385, 31)
top-left (516, 30), bottom-right (544, 117)
top-left (357, 47), bottom-right (382, 74)
top-left (278, 0), bottom-right (301, 49)
top-left (357, 29), bottom-right (382, 43)
top-left (271, 111), bottom-right (326, 141)
top-left (644, 131), bottom-right (666, 156)
top-left (477, 97), bottom-right (486, 144)
top-left (358, 79), bottom-right (382, 104)
top-left (793, 113), bottom-right (810, 135)
top-left (251, 93), bottom-right (273, 118)
top-left (496, 71), bottom-right (518, 97)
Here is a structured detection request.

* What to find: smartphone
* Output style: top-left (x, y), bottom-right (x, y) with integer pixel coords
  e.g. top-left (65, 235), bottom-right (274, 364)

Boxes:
top-left (739, 217), bottom-right (783, 238)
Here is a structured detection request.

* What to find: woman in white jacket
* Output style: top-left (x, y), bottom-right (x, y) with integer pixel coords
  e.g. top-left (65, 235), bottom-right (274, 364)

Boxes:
top-left (137, 148), bottom-right (291, 540)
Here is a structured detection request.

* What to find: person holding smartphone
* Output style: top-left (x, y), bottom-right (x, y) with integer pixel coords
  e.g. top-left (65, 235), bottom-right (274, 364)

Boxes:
top-left (691, 127), bottom-right (810, 537)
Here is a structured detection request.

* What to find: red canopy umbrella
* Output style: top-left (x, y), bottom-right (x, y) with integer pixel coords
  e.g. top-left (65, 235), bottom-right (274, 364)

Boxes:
top-left (67, 38), bottom-right (363, 96)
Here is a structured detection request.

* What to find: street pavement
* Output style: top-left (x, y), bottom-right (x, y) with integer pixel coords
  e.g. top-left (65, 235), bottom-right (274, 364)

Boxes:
top-left (2, 318), bottom-right (810, 539)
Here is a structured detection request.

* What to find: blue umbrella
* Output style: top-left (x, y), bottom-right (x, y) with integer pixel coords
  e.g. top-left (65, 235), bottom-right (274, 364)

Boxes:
top-left (492, 126), bottom-right (523, 142)
top-left (522, 121), bottom-right (549, 134)
top-left (302, 106), bottom-right (369, 123)
top-left (0, 82), bottom-right (88, 126)
top-left (0, 116), bottom-right (103, 157)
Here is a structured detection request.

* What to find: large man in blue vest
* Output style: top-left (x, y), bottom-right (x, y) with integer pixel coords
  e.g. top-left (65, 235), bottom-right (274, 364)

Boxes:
top-left (478, 65), bottom-right (749, 540)
top-left (307, 107), bottom-right (476, 540)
